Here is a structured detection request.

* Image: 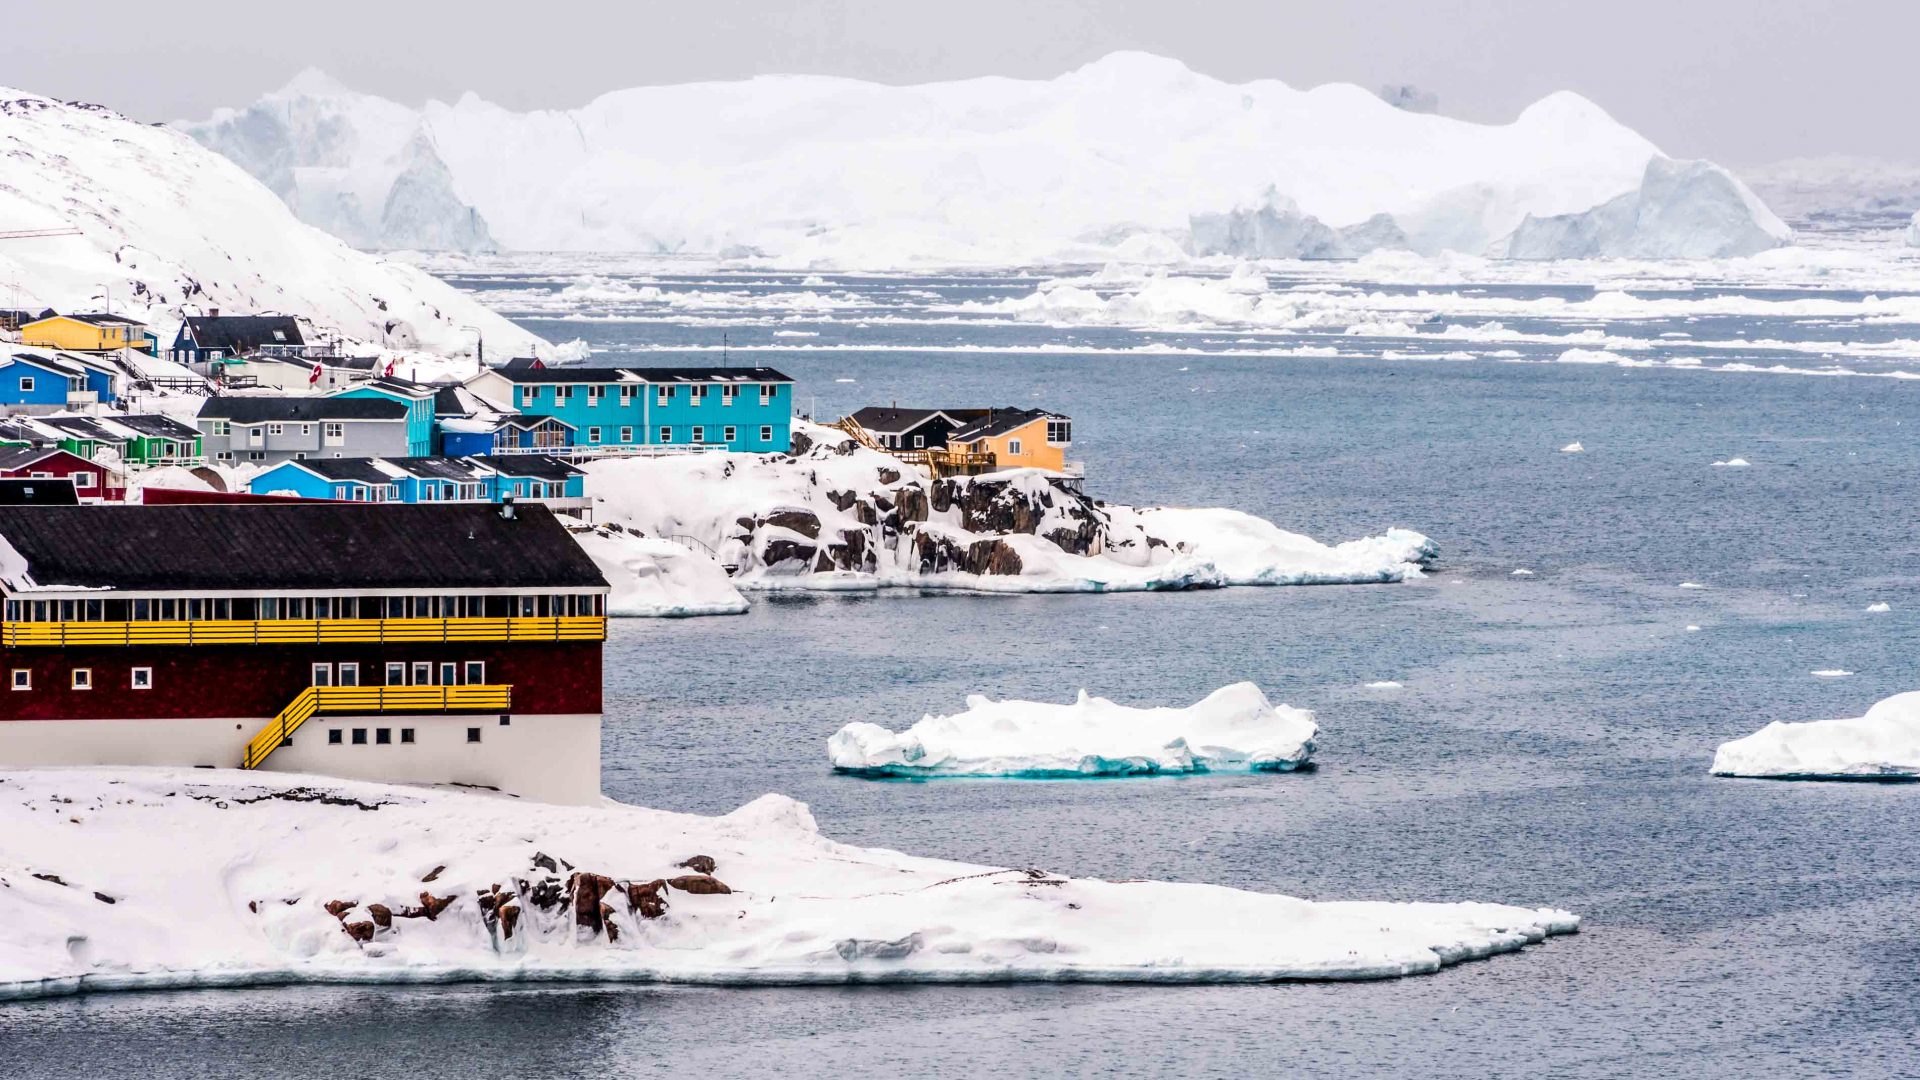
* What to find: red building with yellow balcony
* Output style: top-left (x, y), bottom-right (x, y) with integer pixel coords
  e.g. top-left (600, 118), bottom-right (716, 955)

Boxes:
top-left (0, 502), bottom-right (609, 804)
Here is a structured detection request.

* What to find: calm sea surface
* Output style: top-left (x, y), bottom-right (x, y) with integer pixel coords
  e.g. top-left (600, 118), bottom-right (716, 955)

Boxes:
top-left (4, 264), bottom-right (1920, 1077)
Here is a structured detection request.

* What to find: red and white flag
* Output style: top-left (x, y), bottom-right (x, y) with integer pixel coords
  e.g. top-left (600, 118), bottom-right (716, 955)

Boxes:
top-left (383, 358), bottom-right (397, 378)
top-left (308, 361), bottom-right (323, 385)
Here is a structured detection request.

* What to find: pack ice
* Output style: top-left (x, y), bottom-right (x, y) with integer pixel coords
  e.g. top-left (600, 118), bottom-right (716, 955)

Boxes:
top-left (1711, 692), bottom-right (1920, 780)
top-left (583, 422), bottom-right (1436, 595)
top-left (828, 683), bottom-right (1317, 778)
top-left (0, 89), bottom-right (542, 359)
top-left (0, 769), bottom-right (1577, 999)
top-left (181, 53), bottom-right (1783, 263)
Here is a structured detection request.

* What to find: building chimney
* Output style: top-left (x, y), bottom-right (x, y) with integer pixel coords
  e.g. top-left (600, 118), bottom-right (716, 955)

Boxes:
top-left (208, 308), bottom-right (219, 318)
top-left (500, 493), bottom-right (517, 520)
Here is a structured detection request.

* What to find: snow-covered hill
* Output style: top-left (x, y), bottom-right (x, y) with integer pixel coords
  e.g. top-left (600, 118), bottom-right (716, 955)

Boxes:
top-left (184, 53), bottom-right (1788, 264)
top-left (0, 90), bottom-right (543, 358)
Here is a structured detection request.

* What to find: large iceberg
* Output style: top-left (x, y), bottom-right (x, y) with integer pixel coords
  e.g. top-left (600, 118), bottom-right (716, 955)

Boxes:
top-left (1501, 158), bottom-right (1791, 260)
top-left (0, 769), bottom-right (1577, 998)
top-left (181, 54), bottom-right (1781, 264)
top-left (0, 88), bottom-right (540, 359)
top-left (828, 683), bottom-right (1317, 778)
top-left (1711, 692), bottom-right (1920, 780)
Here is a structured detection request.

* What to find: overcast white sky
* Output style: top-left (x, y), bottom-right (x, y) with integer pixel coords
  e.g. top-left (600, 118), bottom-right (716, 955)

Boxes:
top-left (3, 0), bottom-right (1911, 165)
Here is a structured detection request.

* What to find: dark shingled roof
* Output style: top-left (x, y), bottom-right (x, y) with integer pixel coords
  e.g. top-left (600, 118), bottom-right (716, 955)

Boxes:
top-left (491, 365), bottom-right (793, 384)
top-left (196, 396), bottom-right (408, 423)
top-left (380, 457), bottom-right (485, 482)
top-left (467, 454), bottom-right (583, 481)
top-left (266, 458), bottom-right (394, 485)
top-left (0, 504), bottom-right (607, 592)
top-left (950, 407), bottom-right (1066, 442)
top-left (180, 315), bottom-right (305, 354)
top-left (53, 312), bottom-right (146, 327)
top-left (29, 416), bottom-right (126, 443)
top-left (848, 407), bottom-right (983, 434)
top-left (108, 414), bottom-right (201, 439)
top-left (0, 446), bottom-right (82, 472)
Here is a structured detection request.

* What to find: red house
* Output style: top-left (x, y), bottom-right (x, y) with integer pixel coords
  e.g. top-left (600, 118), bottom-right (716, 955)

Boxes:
top-left (0, 502), bottom-right (609, 804)
top-left (0, 446), bottom-right (122, 502)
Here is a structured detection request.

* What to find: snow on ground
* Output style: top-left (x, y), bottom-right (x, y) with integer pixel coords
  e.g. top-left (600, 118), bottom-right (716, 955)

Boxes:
top-left (0, 768), bottom-right (1578, 998)
top-left (827, 683), bottom-right (1316, 778)
top-left (1712, 692), bottom-right (1920, 779)
top-left (582, 422), bottom-right (1434, 595)
top-left (568, 526), bottom-right (748, 617)
top-left (0, 89), bottom-right (546, 364)
top-left (184, 53), bottom-right (1778, 263)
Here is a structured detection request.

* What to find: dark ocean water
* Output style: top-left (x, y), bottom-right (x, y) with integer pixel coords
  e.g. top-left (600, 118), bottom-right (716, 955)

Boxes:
top-left (4, 269), bottom-right (1919, 1078)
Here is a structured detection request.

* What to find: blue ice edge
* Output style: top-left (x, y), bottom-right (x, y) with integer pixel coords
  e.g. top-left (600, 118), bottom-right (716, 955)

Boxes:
top-left (832, 759), bottom-right (1317, 781)
top-left (0, 911), bottom-right (1580, 1002)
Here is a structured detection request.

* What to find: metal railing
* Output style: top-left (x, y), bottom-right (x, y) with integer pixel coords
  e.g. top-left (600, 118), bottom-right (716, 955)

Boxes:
top-left (2, 615), bottom-right (607, 648)
top-left (240, 683), bottom-right (513, 770)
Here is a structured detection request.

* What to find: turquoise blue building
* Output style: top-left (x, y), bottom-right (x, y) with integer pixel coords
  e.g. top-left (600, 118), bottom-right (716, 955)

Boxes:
top-left (247, 455), bottom-right (584, 507)
top-left (465, 365), bottom-right (794, 453)
top-left (330, 377), bottom-right (436, 457)
top-left (0, 350), bottom-right (117, 410)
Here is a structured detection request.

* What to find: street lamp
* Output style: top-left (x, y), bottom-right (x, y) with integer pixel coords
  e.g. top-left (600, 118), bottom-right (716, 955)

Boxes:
top-left (460, 325), bottom-right (484, 374)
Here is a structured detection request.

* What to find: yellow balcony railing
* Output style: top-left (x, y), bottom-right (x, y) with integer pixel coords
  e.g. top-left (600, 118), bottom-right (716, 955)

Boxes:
top-left (241, 683), bottom-right (513, 770)
top-left (1, 616), bottom-right (606, 648)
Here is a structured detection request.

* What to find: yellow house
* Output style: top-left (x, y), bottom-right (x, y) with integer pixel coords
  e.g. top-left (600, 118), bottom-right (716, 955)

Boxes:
top-left (20, 313), bottom-right (149, 354)
top-left (951, 408), bottom-right (1074, 473)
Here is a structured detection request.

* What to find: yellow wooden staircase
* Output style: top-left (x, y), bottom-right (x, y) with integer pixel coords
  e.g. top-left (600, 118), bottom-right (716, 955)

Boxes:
top-left (831, 416), bottom-right (887, 453)
top-left (241, 684), bottom-right (513, 770)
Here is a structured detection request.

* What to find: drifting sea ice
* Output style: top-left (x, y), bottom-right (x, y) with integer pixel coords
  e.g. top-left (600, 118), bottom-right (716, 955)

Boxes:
top-left (1560, 442), bottom-right (1585, 453)
top-left (0, 769), bottom-right (1578, 997)
top-left (1711, 458), bottom-right (1751, 467)
top-left (827, 682), bottom-right (1317, 778)
top-left (1712, 691), bottom-right (1920, 779)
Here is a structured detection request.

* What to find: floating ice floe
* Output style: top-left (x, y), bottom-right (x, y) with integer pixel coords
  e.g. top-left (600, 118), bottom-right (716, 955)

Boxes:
top-left (0, 769), bottom-right (1578, 999)
top-left (1685, 625), bottom-right (1702, 632)
top-left (1866, 602), bottom-right (1892, 613)
top-left (1560, 442), bottom-right (1585, 453)
top-left (1365, 681), bottom-right (1404, 690)
top-left (1812, 670), bottom-right (1854, 678)
top-left (1678, 582), bottom-right (1708, 590)
top-left (1712, 691), bottom-right (1920, 779)
top-left (828, 683), bottom-right (1316, 778)
top-left (1511, 569), bottom-right (1535, 576)
top-left (1711, 458), bottom-right (1751, 467)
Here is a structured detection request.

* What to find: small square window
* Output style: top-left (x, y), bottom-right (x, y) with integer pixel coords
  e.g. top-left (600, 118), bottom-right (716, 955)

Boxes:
top-left (311, 663), bottom-right (332, 687)
top-left (376, 728), bottom-right (392, 745)
top-left (760, 426), bottom-right (773, 442)
top-left (130, 667), bottom-right (152, 690)
top-left (466, 727), bottom-right (482, 743)
top-left (400, 728), bottom-right (415, 744)
top-left (499, 714), bottom-right (511, 726)
top-left (328, 729), bottom-right (343, 745)
top-left (658, 426), bottom-right (672, 443)
top-left (352, 728), bottom-right (367, 745)
top-left (10, 669), bottom-right (29, 690)
top-left (465, 661), bottom-right (485, 684)
top-left (723, 426), bottom-right (737, 442)
top-left (71, 668), bottom-right (91, 690)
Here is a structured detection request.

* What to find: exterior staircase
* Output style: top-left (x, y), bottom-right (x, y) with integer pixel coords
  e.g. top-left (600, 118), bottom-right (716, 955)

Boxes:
top-left (241, 684), bottom-right (513, 770)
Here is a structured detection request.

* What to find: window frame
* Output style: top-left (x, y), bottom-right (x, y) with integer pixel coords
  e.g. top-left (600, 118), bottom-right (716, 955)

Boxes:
top-left (130, 666), bottom-right (153, 690)
top-left (10, 668), bottom-right (29, 691)
top-left (71, 668), bottom-right (92, 690)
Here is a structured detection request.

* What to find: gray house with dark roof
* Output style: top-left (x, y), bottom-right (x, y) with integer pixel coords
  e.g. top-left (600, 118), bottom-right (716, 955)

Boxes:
top-left (195, 395), bottom-right (410, 465)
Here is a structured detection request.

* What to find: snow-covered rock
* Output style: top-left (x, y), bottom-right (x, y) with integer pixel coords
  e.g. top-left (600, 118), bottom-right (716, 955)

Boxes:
top-left (182, 54), bottom-right (1779, 264)
top-left (582, 422), bottom-right (1434, 594)
top-left (1502, 159), bottom-right (1791, 260)
top-left (0, 768), bottom-right (1578, 997)
top-left (1711, 691), bottom-right (1920, 779)
top-left (568, 525), bottom-right (748, 617)
top-left (827, 683), bottom-right (1317, 778)
top-left (0, 89), bottom-right (540, 360)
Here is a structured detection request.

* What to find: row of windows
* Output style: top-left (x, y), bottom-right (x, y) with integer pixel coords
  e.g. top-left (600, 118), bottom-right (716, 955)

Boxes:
top-left (325, 717), bottom-right (502, 746)
top-left (16, 469), bottom-right (95, 488)
top-left (9, 667), bottom-right (149, 691)
top-left (13, 375), bottom-right (91, 395)
top-left (207, 421), bottom-right (346, 440)
top-left (520, 384), bottom-right (776, 408)
top-left (4, 592), bottom-right (606, 623)
top-left (580, 424), bottom-right (772, 445)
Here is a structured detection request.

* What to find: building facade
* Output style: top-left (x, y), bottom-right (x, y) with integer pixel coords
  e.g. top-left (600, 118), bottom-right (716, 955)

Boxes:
top-left (0, 446), bottom-right (121, 501)
top-left (467, 365), bottom-right (794, 453)
top-left (196, 396), bottom-right (411, 464)
top-left (19, 313), bottom-right (151, 355)
top-left (0, 351), bottom-right (117, 411)
top-left (0, 503), bottom-right (609, 804)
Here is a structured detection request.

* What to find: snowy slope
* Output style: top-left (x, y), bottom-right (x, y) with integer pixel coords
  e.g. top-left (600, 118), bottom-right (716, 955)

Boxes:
top-left (0, 90), bottom-right (541, 358)
top-left (828, 683), bottom-right (1318, 778)
top-left (185, 54), bottom-right (1785, 263)
top-left (0, 768), bottom-right (1577, 997)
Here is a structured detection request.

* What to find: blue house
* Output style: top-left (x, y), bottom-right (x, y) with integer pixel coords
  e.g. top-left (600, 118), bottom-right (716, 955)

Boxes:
top-left (432, 384), bottom-right (575, 456)
top-left (247, 455), bottom-right (584, 508)
top-left (467, 455), bottom-right (586, 502)
top-left (330, 377), bottom-right (436, 457)
top-left (0, 351), bottom-right (116, 411)
top-left (465, 365), bottom-right (794, 453)
top-left (247, 458), bottom-right (401, 502)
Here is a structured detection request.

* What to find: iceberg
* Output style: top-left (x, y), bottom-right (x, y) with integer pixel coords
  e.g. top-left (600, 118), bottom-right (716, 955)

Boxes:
top-left (1501, 158), bottom-right (1791, 260)
top-left (181, 54), bottom-right (1781, 264)
top-left (1711, 692), bottom-right (1920, 779)
top-left (827, 683), bottom-right (1316, 778)
top-left (0, 769), bottom-right (1578, 998)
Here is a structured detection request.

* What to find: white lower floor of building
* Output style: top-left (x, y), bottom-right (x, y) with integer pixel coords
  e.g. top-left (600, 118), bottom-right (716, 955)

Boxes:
top-left (0, 712), bottom-right (602, 806)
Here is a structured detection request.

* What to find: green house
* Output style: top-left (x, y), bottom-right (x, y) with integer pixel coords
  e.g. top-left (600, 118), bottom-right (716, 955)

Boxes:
top-left (25, 414), bottom-right (203, 466)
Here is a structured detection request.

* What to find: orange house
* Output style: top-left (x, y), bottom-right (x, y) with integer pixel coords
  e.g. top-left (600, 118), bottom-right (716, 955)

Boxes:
top-left (950, 408), bottom-right (1074, 473)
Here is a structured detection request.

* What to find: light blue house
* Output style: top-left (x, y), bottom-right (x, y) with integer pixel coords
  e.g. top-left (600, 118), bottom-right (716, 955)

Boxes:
top-left (0, 351), bottom-right (116, 411)
top-left (330, 377), bottom-right (436, 457)
top-left (465, 365), bottom-right (794, 453)
top-left (248, 454), bottom-right (584, 508)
